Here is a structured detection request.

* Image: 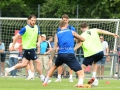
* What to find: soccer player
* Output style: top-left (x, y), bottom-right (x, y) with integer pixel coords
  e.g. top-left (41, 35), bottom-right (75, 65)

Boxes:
top-left (55, 14), bottom-right (76, 82)
top-left (74, 23), bottom-right (119, 84)
top-left (5, 14), bottom-right (44, 81)
top-left (43, 20), bottom-right (86, 87)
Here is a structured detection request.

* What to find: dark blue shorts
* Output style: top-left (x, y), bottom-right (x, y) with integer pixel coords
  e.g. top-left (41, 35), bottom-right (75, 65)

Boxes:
top-left (0, 54), bottom-right (6, 62)
top-left (23, 49), bottom-right (37, 61)
top-left (55, 53), bottom-right (82, 72)
top-left (83, 51), bottom-right (104, 66)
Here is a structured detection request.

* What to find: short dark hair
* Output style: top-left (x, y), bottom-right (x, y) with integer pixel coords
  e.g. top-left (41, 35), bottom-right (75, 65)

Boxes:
top-left (80, 23), bottom-right (88, 28)
top-left (62, 14), bottom-right (69, 19)
top-left (59, 20), bottom-right (67, 28)
top-left (28, 14), bottom-right (37, 20)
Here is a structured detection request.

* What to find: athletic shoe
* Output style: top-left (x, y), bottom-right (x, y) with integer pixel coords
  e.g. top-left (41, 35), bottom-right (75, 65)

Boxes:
top-left (42, 83), bottom-right (48, 86)
top-left (26, 75), bottom-right (34, 80)
top-left (69, 78), bottom-right (73, 82)
top-left (54, 78), bottom-right (61, 82)
top-left (48, 80), bottom-right (52, 83)
top-left (5, 68), bottom-right (9, 78)
top-left (40, 77), bottom-right (45, 82)
top-left (88, 77), bottom-right (95, 84)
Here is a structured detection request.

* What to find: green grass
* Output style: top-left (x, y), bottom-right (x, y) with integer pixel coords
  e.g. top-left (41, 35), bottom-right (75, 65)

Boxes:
top-left (0, 77), bottom-right (120, 90)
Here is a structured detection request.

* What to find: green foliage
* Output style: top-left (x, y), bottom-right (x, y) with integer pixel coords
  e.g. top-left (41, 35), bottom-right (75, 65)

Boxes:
top-left (0, 78), bottom-right (120, 90)
top-left (1, 0), bottom-right (120, 18)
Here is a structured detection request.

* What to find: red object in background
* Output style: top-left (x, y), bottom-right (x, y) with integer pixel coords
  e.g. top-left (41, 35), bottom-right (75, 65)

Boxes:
top-left (85, 65), bottom-right (91, 73)
top-left (14, 30), bottom-right (22, 52)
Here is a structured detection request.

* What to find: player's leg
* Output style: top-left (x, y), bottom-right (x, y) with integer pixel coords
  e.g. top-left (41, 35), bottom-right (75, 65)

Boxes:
top-left (87, 51), bottom-right (104, 84)
top-left (26, 60), bottom-right (35, 80)
top-left (43, 55), bottom-right (52, 83)
top-left (5, 58), bottom-right (29, 77)
top-left (55, 65), bottom-right (63, 82)
top-left (43, 55), bottom-right (63, 86)
top-left (69, 68), bottom-right (73, 82)
top-left (65, 53), bottom-right (84, 87)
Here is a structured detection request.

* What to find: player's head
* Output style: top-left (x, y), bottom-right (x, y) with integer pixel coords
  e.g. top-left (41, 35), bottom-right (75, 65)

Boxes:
top-left (62, 14), bottom-right (69, 24)
top-left (100, 36), bottom-right (104, 42)
top-left (80, 23), bottom-right (89, 32)
top-left (27, 14), bottom-right (37, 26)
top-left (59, 20), bottom-right (67, 29)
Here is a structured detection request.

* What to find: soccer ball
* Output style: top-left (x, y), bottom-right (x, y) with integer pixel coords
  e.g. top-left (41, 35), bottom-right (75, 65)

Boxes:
top-left (91, 78), bottom-right (99, 86)
top-left (114, 74), bottom-right (118, 78)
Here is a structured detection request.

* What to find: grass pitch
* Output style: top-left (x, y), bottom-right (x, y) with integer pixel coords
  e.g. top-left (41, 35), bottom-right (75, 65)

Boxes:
top-left (0, 77), bottom-right (120, 90)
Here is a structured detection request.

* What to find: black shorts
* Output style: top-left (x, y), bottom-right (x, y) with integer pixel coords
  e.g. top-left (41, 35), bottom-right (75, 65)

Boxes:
top-left (0, 54), bottom-right (6, 62)
top-left (83, 51), bottom-right (104, 66)
top-left (55, 53), bottom-right (82, 72)
top-left (23, 49), bottom-right (37, 61)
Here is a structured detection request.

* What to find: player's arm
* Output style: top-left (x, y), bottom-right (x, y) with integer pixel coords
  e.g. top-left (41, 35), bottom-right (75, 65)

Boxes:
top-left (74, 41), bottom-right (82, 51)
top-left (49, 34), bottom-right (58, 61)
top-left (96, 29), bottom-right (119, 37)
top-left (72, 31), bottom-right (85, 42)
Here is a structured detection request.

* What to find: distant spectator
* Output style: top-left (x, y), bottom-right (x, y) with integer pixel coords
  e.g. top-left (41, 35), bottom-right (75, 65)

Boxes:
top-left (9, 36), bottom-right (21, 77)
top-left (97, 36), bottom-right (109, 79)
top-left (37, 34), bottom-right (52, 78)
top-left (0, 39), bottom-right (6, 76)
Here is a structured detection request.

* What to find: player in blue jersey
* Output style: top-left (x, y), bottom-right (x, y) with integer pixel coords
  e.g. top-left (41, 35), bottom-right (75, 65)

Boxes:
top-left (55, 14), bottom-right (76, 82)
top-left (43, 20), bottom-right (87, 88)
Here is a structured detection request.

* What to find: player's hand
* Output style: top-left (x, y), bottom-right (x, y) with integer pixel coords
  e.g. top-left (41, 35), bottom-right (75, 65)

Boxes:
top-left (113, 34), bottom-right (119, 38)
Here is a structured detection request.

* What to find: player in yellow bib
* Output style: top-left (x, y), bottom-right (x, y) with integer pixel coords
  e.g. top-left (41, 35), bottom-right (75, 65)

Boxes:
top-left (74, 23), bottom-right (119, 85)
top-left (4, 15), bottom-right (44, 81)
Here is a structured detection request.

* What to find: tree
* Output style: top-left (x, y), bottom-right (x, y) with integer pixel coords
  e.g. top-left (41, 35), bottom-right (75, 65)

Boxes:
top-left (41, 0), bottom-right (78, 18)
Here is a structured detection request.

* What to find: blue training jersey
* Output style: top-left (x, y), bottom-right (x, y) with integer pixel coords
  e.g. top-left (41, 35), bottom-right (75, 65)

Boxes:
top-left (57, 25), bottom-right (76, 32)
top-left (57, 29), bottom-right (74, 53)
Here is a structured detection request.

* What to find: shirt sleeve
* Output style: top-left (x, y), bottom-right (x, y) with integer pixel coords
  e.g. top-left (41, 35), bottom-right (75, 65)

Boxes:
top-left (19, 27), bottom-right (26, 35)
top-left (71, 26), bottom-right (76, 32)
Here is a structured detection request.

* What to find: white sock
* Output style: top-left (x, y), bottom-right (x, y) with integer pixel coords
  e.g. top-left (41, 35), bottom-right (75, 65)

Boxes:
top-left (58, 74), bottom-right (61, 79)
top-left (44, 76), bottom-right (49, 83)
top-left (40, 74), bottom-right (45, 78)
top-left (78, 78), bottom-right (84, 85)
top-left (28, 70), bottom-right (32, 76)
top-left (8, 66), bottom-right (15, 72)
top-left (92, 72), bottom-right (96, 78)
top-left (69, 75), bottom-right (73, 79)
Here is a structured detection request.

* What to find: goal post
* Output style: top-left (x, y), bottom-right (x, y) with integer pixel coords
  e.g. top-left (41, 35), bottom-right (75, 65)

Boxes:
top-left (0, 18), bottom-right (119, 77)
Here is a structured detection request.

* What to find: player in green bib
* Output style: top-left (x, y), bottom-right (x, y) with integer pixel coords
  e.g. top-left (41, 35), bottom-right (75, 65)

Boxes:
top-left (5, 15), bottom-right (44, 81)
top-left (74, 23), bottom-right (119, 85)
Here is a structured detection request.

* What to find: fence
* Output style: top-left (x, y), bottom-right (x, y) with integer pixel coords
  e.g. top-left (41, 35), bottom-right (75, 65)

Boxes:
top-left (0, 18), bottom-right (120, 78)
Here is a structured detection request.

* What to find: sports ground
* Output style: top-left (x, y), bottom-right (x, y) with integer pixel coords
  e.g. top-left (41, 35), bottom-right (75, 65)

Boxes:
top-left (0, 77), bottom-right (119, 90)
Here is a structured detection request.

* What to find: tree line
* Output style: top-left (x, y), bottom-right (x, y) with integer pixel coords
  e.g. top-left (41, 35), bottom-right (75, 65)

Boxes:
top-left (0, 0), bottom-right (120, 18)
